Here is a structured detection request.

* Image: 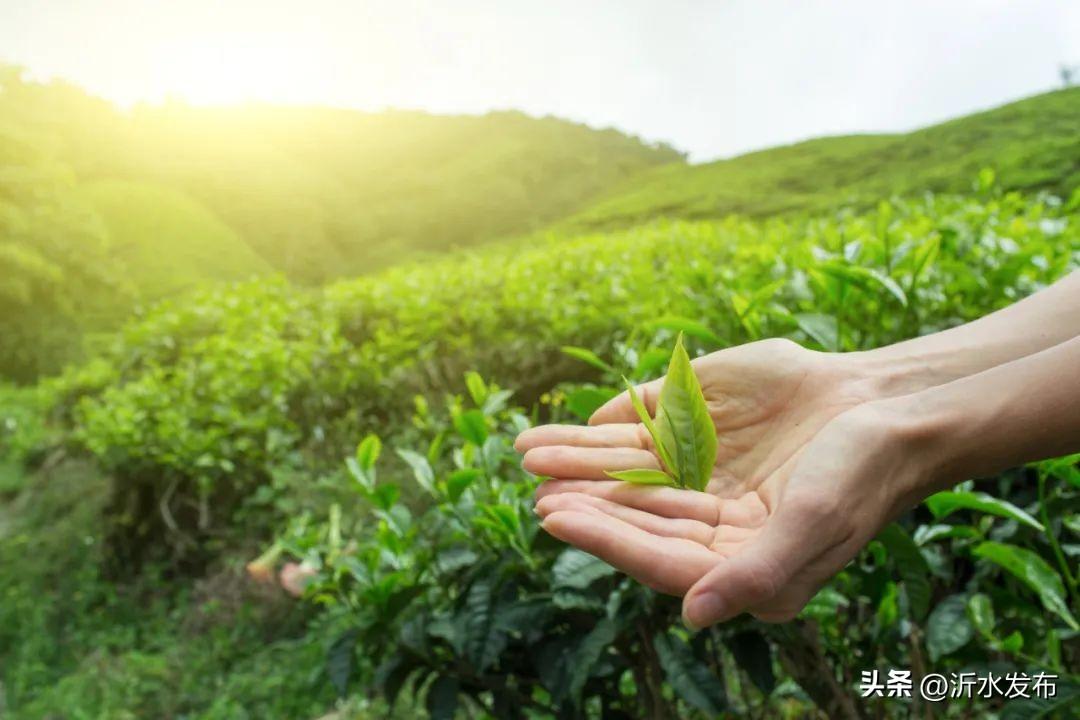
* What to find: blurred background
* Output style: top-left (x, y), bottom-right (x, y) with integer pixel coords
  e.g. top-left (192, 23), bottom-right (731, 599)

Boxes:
top-left (1, 2), bottom-right (1078, 719)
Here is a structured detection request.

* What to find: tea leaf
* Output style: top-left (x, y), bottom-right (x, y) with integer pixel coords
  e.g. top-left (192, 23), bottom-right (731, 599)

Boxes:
top-left (561, 345), bottom-right (616, 375)
top-left (926, 594), bottom-right (974, 661)
top-left (453, 409), bottom-right (489, 446)
top-left (464, 371), bottom-right (488, 407)
top-left (624, 376), bottom-right (677, 476)
top-left (356, 433), bottom-right (382, 471)
top-left (653, 631), bottom-right (727, 715)
top-left (655, 333), bottom-right (717, 492)
top-left (926, 490), bottom-right (1044, 532)
top-left (643, 315), bottom-right (723, 346)
top-left (603, 469), bottom-right (677, 486)
top-left (973, 541), bottom-right (1079, 630)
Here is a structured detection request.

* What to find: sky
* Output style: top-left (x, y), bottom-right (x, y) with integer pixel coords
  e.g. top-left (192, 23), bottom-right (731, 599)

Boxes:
top-left (2, 0), bottom-right (1078, 161)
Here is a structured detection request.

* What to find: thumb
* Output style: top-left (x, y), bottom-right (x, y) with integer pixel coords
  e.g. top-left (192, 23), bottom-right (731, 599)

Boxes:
top-left (589, 377), bottom-right (664, 426)
top-left (682, 500), bottom-right (829, 628)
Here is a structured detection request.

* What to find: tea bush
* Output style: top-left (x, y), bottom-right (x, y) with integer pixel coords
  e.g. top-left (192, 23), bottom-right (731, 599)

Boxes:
top-left (47, 189), bottom-right (1079, 563)
top-left (15, 184), bottom-right (1075, 717)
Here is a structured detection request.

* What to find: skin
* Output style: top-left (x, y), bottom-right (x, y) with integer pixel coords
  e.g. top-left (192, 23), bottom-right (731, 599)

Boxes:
top-left (516, 272), bottom-right (1080, 628)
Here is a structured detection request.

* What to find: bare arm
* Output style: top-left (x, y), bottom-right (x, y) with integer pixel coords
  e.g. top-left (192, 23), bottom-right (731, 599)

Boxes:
top-left (856, 270), bottom-right (1080, 394)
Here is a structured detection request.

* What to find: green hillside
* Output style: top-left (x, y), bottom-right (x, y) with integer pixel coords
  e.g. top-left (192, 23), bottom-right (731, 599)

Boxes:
top-left (0, 67), bottom-right (680, 378)
top-left (564, 87), bottom-right (1080, 231)
top-left (0, 68), bottom-right (683, 283)
top-left (81, 180), bottom-right (270, 298)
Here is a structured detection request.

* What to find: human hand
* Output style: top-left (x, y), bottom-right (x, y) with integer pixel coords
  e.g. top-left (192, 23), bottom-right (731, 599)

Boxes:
top-left (530, 400), bottom-right (933, 627)
top-left (515, 338), bottom-right (937, 627)
top-left (518, 338), bottom-right (883, 503)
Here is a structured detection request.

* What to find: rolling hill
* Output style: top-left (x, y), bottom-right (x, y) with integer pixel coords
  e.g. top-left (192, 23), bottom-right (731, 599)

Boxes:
top-left (561, 87), bottom-right (1080, 231)
top-left (0, 67), bottom-right (684, 283)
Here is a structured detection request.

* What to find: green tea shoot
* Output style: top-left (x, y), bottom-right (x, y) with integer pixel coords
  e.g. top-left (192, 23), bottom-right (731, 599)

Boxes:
top-left (605, 333), bottom-right (718, 491)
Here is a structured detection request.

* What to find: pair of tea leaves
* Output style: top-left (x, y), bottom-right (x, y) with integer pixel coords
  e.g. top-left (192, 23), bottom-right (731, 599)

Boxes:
top-left (605, 333), bottom-right (717, 492)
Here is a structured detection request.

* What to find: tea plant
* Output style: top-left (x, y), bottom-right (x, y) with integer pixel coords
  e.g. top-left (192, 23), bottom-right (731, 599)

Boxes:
top-left (607, 333), bottom-right (717, 491)
top-left (11, 183), bottom-right (1079, 717)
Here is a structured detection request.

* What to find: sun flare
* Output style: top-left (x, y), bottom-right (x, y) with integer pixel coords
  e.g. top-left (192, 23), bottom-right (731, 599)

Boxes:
top-left (152, 31), bottom-right (328, 106)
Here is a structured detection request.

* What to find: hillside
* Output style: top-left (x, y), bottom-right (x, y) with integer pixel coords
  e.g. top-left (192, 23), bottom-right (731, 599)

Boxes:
top-left (563, 87), bottom-right (1080, 231)
top-left (0, 67), bottom-right (680, 379)
top-left (0, 67), bottom-right (683, 283)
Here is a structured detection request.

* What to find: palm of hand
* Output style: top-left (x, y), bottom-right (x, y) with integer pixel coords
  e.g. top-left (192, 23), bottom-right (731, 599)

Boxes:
top-left (516, 339), bottom-right (883, 623)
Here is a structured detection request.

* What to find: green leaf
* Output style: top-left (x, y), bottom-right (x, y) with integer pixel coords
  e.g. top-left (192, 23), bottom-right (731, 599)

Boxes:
top-left (877, 523), bottom-right (932, 620)
top-left (464, 371), bottom-right (488, 407)
top-left (561, 345), bottom-right (616, 375)
top-left (603, 468), bottom-right (677, 486)
top-left (356, 433), bottom-right (382, 471)
top-left (564, 386), bottom-right (617, 422)
top-left (345, 456), bottom-right (374, 493)
top-left (729, 631), bottom-right (775, 695)
top-left (998, 630), bottom-right (1024, 653)
top-left (326, 628), bottom-right (359, 697)
top-left (653, 631), bottom-right (727, 715)
top-left (643, 315), bottom-right (724, 346)
top-left (818, 261), bottom-right (908, 307)
top-left (464, 578), bottom-right (505, 672)
top-left (374, 653), bottom-right (418, 708)
top-left (425, 675), bottom-right (459, 720)
top-left (445, 468), bottom-right (481, 503)
top-left (654, 333), bottom-right (717, 491)
top-left (926, 490), bottom-right (1044, 532)
top-left (967, 593), bottom-right (996, 639)
top-left (396, 449), bottom-right (435, 495)
top-left (494, 598), bottom-right (552, 635)
top-left (568, 619), bottom-right (617, 706)
top-left (926, 594), bottom-right (974, 661)
top-left (453, 409), bottom-right (489, 446)
top-left (624, 376), bottom-right (677, 475)
top-left (553, 548), bottom-right (617, 589)
top-left (973, 541), bottom-right (1079, 630)
top-left (794, 313), bottom-right (839, 352)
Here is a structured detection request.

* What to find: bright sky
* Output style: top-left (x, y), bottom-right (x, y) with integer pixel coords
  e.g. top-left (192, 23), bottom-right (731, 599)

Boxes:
top-left (2, 0), bottom-right (1078, 161)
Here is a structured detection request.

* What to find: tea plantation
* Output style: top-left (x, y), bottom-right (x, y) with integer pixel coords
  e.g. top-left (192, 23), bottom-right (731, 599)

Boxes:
top-left (3, 182), bottom-right (1079, 718)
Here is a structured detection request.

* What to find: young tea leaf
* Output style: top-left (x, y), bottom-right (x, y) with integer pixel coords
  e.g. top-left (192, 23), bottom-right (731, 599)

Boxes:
top-left (654, 333), bottom-right (717, 492)
top-left (356, 433), bottom-right (382, 471)
top-left (603, 468), bottom-right (677, 486)
top-left (624, 376), bottom-right (678, 477)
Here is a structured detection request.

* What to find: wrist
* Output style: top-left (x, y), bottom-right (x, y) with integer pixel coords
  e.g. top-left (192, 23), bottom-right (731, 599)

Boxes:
top-left (869, 389), bottom-right (969, 503)
top-left (841, 346), bottom-right (962, 401)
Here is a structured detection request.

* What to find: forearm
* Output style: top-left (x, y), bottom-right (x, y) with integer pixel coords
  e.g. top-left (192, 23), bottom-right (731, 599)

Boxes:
top-left (853, 270), bottom-right (1080, 394)
top-left (889, 334), bottom-right (1080, 499)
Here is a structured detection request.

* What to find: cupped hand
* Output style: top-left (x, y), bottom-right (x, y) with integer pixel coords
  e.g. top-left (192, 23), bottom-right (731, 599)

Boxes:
top-left (515, 338), bottom-right (931, 627)
top-left (530, 400), bottom-right (931, 627)
top-left (517, 338), bottom-right (880, 502)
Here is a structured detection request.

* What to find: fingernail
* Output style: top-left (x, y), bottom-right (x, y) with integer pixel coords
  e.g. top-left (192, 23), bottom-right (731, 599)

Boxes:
top-left (686, 591), bottom-right (724, 629)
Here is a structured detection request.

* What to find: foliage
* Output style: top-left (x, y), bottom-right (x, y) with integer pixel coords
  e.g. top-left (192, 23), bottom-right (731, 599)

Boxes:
top-left (6, 174), bottom-right (1080, 716)
top-left (0, 65), bottom-right (679, 285)
top-left (0, 86), bottom-right (129, 379)
top-left (0, 460), bottom-right (364, 719)
top-left (562, 87), bottom-right (1080, 232)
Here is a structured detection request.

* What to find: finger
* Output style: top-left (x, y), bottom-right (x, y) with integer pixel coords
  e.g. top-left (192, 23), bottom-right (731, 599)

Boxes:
top-left (514, 423), bottom-right (649, 453)
top-left (523, 446), bottom-right (659, 480)
top-left (535, 479), bottom-right (723, 525)
top-left (681, 499), bottom-right (844, 628)
top-left (588, 378), bottom-right (664, 426)
top-left (536, 492), bottom-right (716, 545)
top-left (541, 509), bottom-right (719, 595)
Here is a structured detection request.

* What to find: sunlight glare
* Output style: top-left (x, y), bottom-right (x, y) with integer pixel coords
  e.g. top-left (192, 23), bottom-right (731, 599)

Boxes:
top-left (153, 30), bottom-right (332, 106)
